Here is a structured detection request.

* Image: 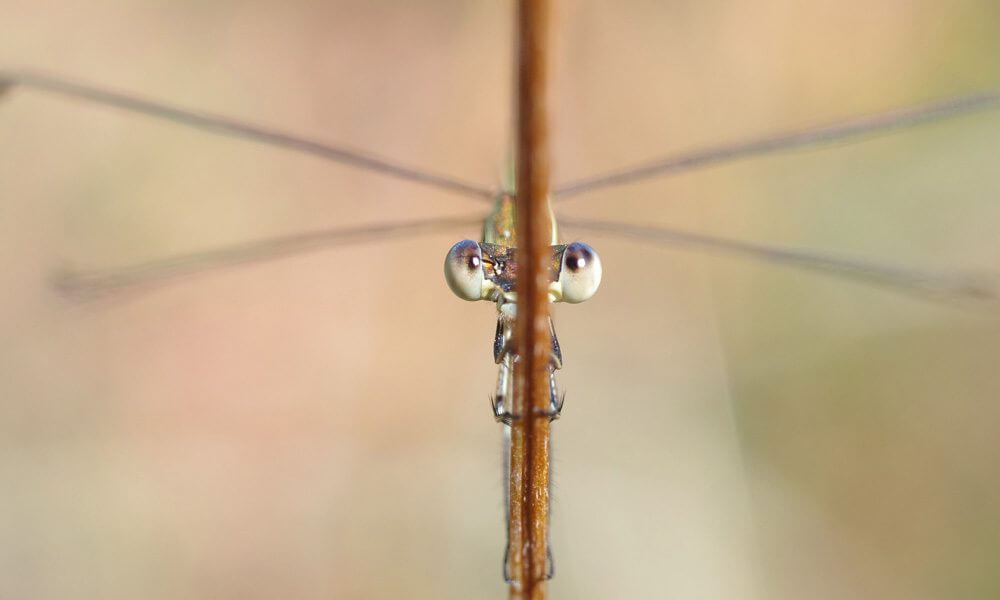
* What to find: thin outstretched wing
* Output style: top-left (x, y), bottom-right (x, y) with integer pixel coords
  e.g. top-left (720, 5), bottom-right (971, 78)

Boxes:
top-left (554, 92), bottom-right (1000, 200)
top-left (561, 218), bottom-right (1000, 307)
top-left (55, 214), bottom-right (483, 299)
top-left (0, 70), bottom-right (495, 201)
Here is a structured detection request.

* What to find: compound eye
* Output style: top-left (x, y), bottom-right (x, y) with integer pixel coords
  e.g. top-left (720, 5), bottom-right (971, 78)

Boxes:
top-left (444, 240), bottom-right (485, 301)
top-left (559, 242), bottom-right (602, 303)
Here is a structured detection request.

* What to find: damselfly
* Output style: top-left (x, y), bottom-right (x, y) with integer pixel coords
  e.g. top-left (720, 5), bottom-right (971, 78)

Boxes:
top-left (3, 2), bottom-right (1000, 598)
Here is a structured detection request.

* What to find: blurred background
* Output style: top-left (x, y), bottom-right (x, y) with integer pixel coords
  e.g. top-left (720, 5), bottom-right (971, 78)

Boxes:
top-left (2, 0), bottom-right (1000, 598)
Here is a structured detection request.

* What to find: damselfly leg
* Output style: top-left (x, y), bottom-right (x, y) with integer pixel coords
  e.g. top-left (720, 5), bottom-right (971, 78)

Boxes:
top-left (491, 314), bottom-right (564, 425)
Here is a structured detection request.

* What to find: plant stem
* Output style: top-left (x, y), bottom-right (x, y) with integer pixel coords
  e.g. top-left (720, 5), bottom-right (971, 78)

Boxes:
top-left (510, 0), bottom-right (552, 598)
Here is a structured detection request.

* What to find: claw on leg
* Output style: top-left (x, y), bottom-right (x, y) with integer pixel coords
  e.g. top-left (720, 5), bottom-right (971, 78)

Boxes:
top-left (500, 542), bottom-right (554, 583)
top-left (492, 392), bottom-right (563, 423)
top-left (537, 391), bottom-right (566, 421)
top-left (491, 394), bottom-right (520, 425)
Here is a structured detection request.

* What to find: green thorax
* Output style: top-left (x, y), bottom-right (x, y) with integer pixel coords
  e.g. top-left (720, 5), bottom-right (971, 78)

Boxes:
top-left (481, 192), bottom-right (559, 248)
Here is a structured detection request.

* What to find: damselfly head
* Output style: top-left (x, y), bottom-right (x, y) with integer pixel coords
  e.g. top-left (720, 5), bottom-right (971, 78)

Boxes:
top-left (444, 239), bottom-right (487, 301)
top-left (553, 242), bottom-right (602, 304)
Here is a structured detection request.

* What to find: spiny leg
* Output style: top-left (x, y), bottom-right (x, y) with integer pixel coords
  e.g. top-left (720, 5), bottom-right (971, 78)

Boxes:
top-left (491, 313), bottom-right (523, 425)
top-left (491, 355), bottom-right (517, 425)
top-left (538, 317), bottom-right (565, 420)
top-left (493, 360), bottom-right (563, 422)
top-left (494, 316), bottom-right (565, 422)
top-left (541, 325), bottom-right (560, 580)
top-left (539, 365), bottom-right (566, 420)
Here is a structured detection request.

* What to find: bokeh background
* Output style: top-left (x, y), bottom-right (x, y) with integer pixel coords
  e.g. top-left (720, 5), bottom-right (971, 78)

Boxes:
top-left (2, 1), bottom-right (1000, 598)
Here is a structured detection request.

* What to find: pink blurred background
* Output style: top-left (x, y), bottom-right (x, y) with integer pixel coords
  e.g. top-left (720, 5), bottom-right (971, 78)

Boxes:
top-left (2, 1), bottom-right (1000, 598)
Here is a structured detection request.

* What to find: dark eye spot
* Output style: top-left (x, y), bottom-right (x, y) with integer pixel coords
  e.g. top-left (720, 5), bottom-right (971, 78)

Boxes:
top-left (565, 244), bottom-right (592, 272)
top-left (449, 240), bottom-right (482, 271)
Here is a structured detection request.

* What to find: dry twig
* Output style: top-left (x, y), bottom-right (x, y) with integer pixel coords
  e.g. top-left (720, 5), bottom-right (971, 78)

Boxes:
top-left (509, 0), bottom-right (553, 598)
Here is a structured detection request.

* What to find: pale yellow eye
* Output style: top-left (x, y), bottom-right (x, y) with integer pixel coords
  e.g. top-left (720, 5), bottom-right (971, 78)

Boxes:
top-left (444, 240), bottom-right (485, 301)
top-left (558, 242), bottom-right (602, 303)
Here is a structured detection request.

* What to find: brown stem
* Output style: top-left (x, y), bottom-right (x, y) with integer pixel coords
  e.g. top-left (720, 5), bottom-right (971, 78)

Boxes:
top-left (510, 0), bottom-right (552, 598)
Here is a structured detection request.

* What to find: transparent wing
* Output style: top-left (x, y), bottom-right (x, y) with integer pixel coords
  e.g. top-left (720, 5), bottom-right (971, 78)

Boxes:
top-left (0, 70), bottom-right (495, 201)
top-left (560, 217), bottom-right (1000, 307)
top-left (554, 91), bottom-right (1000, 200)
top-left (55, 214), bottom-right (483, 299)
